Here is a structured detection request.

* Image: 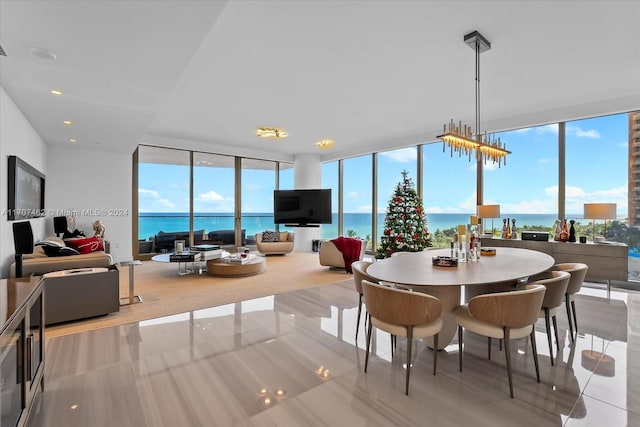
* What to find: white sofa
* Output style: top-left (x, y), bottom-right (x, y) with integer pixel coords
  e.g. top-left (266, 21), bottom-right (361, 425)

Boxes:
top-left (255, 232), bottom-right (294, 255)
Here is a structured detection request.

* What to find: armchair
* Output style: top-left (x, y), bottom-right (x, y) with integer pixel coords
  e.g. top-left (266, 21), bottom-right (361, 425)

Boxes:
top-left (319, 237), bottom-right (365, 272)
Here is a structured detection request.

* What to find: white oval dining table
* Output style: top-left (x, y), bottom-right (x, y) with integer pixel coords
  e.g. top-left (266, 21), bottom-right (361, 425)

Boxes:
top-left (366, 247), bottom-right (555, 349)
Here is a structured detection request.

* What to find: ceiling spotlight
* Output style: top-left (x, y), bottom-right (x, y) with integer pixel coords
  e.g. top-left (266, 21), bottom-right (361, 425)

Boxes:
top-left (69, 139), bottom-right (77, 143)
top-left (30, 47), bottom-right (57, 61)
top-left (63, 120), bottom-right (72, 126)
top-left (50, 89), bottom-right (63, 96)
top-left (256, 127), bottom-right (288, 139)
top-left (316, 139), bottom-right (335, 149)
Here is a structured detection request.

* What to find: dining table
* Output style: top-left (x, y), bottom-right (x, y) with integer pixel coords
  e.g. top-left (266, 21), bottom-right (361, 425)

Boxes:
top-left (366, 247), bottom-right (555, 349)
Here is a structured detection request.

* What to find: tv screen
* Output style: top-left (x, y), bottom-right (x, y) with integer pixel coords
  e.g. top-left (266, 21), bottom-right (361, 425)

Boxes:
top-left (7, 156), bottom-right (46, 221)
top-left (274, 189), bottom-right (332, 225)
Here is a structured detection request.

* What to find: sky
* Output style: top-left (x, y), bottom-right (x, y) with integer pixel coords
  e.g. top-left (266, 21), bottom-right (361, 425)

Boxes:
top-left (139, 112), bottom-right (629, 218)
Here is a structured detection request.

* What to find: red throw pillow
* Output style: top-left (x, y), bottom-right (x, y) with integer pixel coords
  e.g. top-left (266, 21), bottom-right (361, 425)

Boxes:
top-left (66, 236), bottom-right (105, 254)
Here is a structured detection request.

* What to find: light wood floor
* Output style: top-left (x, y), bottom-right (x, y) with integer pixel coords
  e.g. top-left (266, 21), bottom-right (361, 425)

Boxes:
top-left (27, 258), bottom-right (640, 426)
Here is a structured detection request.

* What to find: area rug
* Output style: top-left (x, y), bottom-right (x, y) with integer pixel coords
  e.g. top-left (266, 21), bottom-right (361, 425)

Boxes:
top-left (46, 252), bottom-right (352, 338)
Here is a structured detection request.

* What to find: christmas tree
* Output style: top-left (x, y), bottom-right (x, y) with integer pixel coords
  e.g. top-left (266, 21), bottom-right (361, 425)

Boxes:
top-left (376, 170), bottom-right (432, 258)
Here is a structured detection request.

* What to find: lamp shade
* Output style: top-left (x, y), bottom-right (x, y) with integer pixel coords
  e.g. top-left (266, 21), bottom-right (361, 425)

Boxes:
top-left (477, 204), bottom-right (501, 219)
top-left (583, 203), bottom-right (617, 220)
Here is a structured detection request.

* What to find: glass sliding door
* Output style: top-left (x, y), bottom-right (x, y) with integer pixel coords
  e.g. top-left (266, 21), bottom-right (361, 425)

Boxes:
top-left (138, 146), bottom-right (191, 253)
top-left (193, 152), bottom-right (235, 246)
top-left (242, 158), bottom-right (276, 245)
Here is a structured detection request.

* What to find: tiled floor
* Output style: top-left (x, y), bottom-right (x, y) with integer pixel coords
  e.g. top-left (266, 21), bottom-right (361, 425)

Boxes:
top-left (28, 282), bottom-right (640, 426)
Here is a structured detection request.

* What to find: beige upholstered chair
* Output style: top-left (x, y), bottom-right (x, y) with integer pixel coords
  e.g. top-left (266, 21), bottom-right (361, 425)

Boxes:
top-left (351, 261), bottom-right (377, 342)
top-left (455, 284), bottom-right (546, 398)
top-left (531, 270), bottom-right (571, 366)
top-left (552, 263), bottom-right (588, 342)
top-left (361, 280), bottom-right (442, 395)
top-left (319, 239), bottom-right (366, 269)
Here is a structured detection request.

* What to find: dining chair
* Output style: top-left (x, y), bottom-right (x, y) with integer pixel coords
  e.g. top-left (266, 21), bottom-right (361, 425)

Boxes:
top-left (552, 263), bottom-right (589, 342)
top-left (455, 284), bottom-right (546, 398)
top-left (530, 270), bottom-right (571, 366)
top-left (351, 261), bottom-right (377, 342)
top-left (361, 280), bottom-right (443, 395)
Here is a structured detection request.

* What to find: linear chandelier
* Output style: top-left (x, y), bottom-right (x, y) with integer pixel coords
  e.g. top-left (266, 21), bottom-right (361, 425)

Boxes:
top-left (437, 31), bottom-right (510, 166)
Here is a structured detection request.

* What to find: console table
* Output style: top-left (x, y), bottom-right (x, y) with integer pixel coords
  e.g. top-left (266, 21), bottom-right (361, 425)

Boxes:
top-left (0, 276), bottom-right (45, 427)
top-left (481, 238), bottom-right (628, 284)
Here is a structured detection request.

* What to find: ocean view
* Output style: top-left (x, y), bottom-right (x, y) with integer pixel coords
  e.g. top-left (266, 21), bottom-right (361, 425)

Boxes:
top-left (139, 212), bottom-right (571, 241)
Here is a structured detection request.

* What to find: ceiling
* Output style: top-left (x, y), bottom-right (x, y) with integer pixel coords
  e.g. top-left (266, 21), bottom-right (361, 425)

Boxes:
top-left (1, 1), bottom-right (639, 163)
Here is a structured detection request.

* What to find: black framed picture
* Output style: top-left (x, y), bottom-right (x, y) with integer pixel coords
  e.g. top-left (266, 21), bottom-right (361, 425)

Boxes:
top-left (7, 155), bottom-right (46, 221)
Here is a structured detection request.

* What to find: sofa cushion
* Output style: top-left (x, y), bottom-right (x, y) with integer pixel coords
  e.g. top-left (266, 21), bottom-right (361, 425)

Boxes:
top-left (262, 231), bottom-right (279, 242)
top-left (66, 236), bottom-right (105, 254)
top-left (279, 231), bottom-right (289, 242)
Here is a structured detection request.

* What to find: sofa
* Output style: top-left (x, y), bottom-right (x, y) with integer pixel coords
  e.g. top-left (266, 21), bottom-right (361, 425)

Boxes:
top-left (10, 245), bottom-right (113, 278)
top-left (40, 265), bottom-right (120, 325)
top-left (153, 229), bottom-right (206, 252)
top-left (255, 231), bottom-right (294, 255)
top-left (208, 229), bottom-right (246, 247)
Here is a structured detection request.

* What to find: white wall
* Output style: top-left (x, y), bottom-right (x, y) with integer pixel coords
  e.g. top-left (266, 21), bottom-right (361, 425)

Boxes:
top-left (293, 154), bottom-right (322, 251)
top-left (0, 87), bottom-right (48, 277)
top-left (47, 146), bottom-right (132, 263)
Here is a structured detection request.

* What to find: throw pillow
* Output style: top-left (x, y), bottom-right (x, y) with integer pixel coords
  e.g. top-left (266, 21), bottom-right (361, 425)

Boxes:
top-left (35, 236), bottom-right (65, 248)
top-left (38, 242), bottom-right (80, 257)
top-left (66, 236), bottom-right (105, 254)
top-left (279, 231), bottom-right (289, 242)
top-left (262, 231), bottom-right (279, 242)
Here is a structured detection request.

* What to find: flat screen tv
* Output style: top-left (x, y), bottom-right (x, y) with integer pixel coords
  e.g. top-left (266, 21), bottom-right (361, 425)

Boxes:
top-left (7, 156), bottom-right (46, 221)
top-left (274, 189), bottom-right (332, 226)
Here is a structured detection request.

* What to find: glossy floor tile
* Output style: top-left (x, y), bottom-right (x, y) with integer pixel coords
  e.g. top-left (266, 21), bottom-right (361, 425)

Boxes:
top-left (28, 282), bottom-right (640, 426)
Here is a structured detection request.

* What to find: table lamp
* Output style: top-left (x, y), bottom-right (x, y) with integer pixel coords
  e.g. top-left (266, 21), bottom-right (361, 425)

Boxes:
top-left (477, 204), bottom-right (501, 237)
top-left (583, 203), bottom-right (616, 243)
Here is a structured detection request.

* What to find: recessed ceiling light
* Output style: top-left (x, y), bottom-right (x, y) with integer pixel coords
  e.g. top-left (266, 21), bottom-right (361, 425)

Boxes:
top-left (63, 120), bottom-right (72, 126)
top-left (30, 47), bottom-right (57, 61)
top-left (69, 139), bottom-right (77, 143)
top-left (256, 127), bottom-right (288, 139)
top-left (316, 139), bottom-right (335, 149)
top-left (50, 89), bottom-right (63, 96)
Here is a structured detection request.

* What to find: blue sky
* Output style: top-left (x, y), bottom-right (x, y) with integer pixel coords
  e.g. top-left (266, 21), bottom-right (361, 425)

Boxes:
top-left (139, 112), bottom-right (629, 218)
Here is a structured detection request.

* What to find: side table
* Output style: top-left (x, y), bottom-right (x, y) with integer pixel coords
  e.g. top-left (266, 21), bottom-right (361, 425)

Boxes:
top-left (119, 260), bottom-right (142, 305)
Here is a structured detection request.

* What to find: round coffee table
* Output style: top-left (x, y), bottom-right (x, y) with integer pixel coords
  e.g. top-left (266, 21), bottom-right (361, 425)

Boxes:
top-left (207, 255), bottom-right (266, 277)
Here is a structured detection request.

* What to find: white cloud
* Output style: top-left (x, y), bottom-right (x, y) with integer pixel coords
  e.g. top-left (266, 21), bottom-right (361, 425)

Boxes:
top-left (566, 126), bottom-right (600, 138)
top-left (197, 191), bottom-right (224, 201)
top-left (356, 204), bottom-right (372, 213)
top-left (468, 161), bottom-right (499, 172)
top-left (346, 191), bottom-right (359, 199)
top-left (545, 185), bottom-right (586, 198)
top-left (539, 158), bottom-right (551, 164)
top-left (379, 147), bottom-right (417, 163)
top-left (537, 124), bottom-right (558, 135)
top-left (138, 188), bottom-right (175, 211)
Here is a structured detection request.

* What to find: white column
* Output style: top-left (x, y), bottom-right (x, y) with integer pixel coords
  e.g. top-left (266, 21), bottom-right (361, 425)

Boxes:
top-left (293, 155), bottom-right (322, 252)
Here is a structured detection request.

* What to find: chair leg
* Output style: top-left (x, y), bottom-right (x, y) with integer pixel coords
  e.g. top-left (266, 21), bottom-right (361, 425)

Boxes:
top-left (488, 337), bottom-right (492, 360)
top-left (571, 299), bottom-right (578, 335)
top-left (355, 294), bottom-right (363, 343)
top-left (458, 325), bottom-right (463, 372)
top-left (565, 294), bottom-right (575, 343)
top-left (364, 314), bottom-right (372, 373)
top-left (544, 308), bottom-right (554, 366)
top-left (433, 333), bottom-right (438, 375)
top-left (530, 328), bottom-right (541, 383)
top-left (503, 327), bottom-right (514, 398)
top-left (405, 326), bottom-right (413, 395)
top-left (552, 314), bottom-right (560, 352)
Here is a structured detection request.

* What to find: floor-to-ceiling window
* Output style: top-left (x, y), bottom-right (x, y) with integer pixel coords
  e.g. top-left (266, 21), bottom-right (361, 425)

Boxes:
top-left (483, 124), bottom-right (559, 236)
top-left (321, 161), bottom-right (339, 240)
top-left (422, 141), bottom-right (478, 247)
top-left (343, 155), bottom-right (373, 250)
top-left (138, 146), bottom-right (190, 249)
top-left (193, 152), bottom-right (235, 242)
top-left (376, 147), bottom-right (418, 246)
top-left (241, 159), bottom-right (276, 243)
